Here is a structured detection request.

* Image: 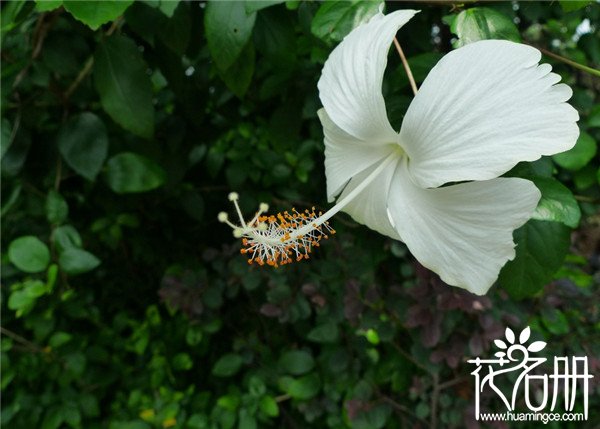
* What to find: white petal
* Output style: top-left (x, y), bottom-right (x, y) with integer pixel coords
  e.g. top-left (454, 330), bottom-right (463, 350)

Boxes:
top-left (387, 163), bottom-right (541, 295)
top-left (336, 157), bottom-right (401, 240)
top-left (505, 327), bottom-right (515, 344)
top-left (399, 40), bottom-right (580, 188)
top-left (319, 109), bottom-right (395, 202)
top-left (318, 9), bottom-right (418, 143)
top-left (527, 341), bottom-right (547, 353)
top-left (519, 326), bottom-right (531, 344)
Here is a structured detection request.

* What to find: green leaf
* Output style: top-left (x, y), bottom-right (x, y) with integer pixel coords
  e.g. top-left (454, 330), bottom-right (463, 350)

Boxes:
top-left (8, 279), bottom-right (50, 317)
top-left (154, 0), bottom-right (180, 17)
top-left (552, 131), bottom-right (597, 171)
top-left (63, 1), bottom-right (133, 30)
top-left (52, 225), bottom-right (83, 252)
top-left (1, 185), bottom-right (21, 218)
top-left (49, 332), bottom-right (72, 348)
top-left (499, 220), bottom-right (571, 299)
top-left (311, 0), bottom-right (383, 43)
top-left (94, 35), bottom-right (154, 138)
top-left (35, 0), bottom-right (63, 12)
top-left (8, 236), bottom-right (50, 273)
top-left (574, 164), bottom-right (597, 190)
top-left (8, 288), bottom-right (35, 315)
top-left (285, 374), bottom-right (321, 400)
top-left (105, 152), bottom-right (166, 194)
top-left (59, 248), bottom-right (101, 275)
top-left (1, 1), bottom-right (33, 37)
top-left (218, 42), bottom-right (255, 98)
top-left (588, 105), bottom-right (600, 128)
top-left (158, 1), bottom-right (190, 55)
top-left (172, 353), bottom-right (193, 371)
top-left (279, 350), bottom-right (315, 375)
top-left (79, 394), bottom-right (100, 417)
top-left (1, 126), bottom-right (31, 177)
top-left (212, 353), bottom-right (243, 377)
top-left (238, 409), bottom-right (257, 429)
top-left (449, 7), bottom-right (520, 47)
top-left (24, 279), bottom-right (49, 298)
top-left (57, 112), bottom-right (109, 181)
top-left (254, 8), bottom-right (297, 66)
top-left (205, 0), bottom-right (256, 71)
top-left (41, 406), bottom-right (64, 429)
top-left (64, 352), bottom-right (86, 376)
top-left (259, 396), bottom-right (279, 417)
top-left (365, 328), bottom-right (380, 345)
top-left (559, 1), bottom-right (591, 12)
top-left (217, 394), bottom-right (240, 411)
top-left (62, 404), bottom-right (81, 427)
top-left (0, 118), bottom-right (11, 160)
top-left (45, 190), bottom-right (69, 224)
top-left (245, 0), bottom-right (286, 14)
top-left (541, 307), bottom-right (570, 335)
top-left (185, 326), bottom-right (203, 346)
top-left (531, 177), bottom-right (581, 228)
top-left (46, 264), bottom-right (58, 291)
top-left (307, 322), bottom-right (339, 343)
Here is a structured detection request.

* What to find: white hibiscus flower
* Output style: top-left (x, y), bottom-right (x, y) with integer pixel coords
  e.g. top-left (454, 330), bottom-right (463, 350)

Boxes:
top-left (220, 9), bottom-right (579, 295)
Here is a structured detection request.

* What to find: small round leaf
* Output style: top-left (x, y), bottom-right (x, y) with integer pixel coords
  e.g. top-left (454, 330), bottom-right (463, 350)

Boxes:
top-left (57, 112), bottom-right (109, 181)
top-left (212, 353), bottom-right (243, 377)
top-left (8, 236), bottom-right (50, 273)
top-left (59, 248), bottom-right (101, 275)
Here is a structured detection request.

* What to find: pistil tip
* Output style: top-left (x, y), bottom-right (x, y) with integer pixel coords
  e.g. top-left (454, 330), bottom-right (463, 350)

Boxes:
top-left (233, 228), bottom-right (243, 238)
top-left (259, 203), bottom-right (269, 212)
top-left (228, 192), bottom-right (239, 201)
top-left (217, 212), bottom-right (228, 222)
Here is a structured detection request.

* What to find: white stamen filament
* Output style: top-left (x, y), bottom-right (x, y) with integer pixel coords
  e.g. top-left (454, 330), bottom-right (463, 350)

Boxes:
top-left (219, 153), bottom-right (398, 266)
top-left (291, 153), bottom-right (397, 239)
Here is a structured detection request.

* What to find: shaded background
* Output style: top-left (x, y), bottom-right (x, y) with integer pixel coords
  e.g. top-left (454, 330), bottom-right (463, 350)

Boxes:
top-left (1, 1), bottom-right (599, 428)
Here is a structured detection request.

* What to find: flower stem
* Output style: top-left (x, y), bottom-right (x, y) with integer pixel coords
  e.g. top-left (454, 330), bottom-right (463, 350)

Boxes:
top-left (393, 37), bottom-right (418, 96)
top-left (291, 153), bottom-right (398, 239)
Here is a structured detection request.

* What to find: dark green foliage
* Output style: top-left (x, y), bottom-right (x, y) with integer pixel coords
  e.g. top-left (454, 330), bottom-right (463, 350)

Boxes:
top-left (2, 1), bottom-right (599, 429)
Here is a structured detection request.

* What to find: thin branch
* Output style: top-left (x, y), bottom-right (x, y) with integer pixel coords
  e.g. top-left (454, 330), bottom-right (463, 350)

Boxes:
top-left (439, 375), bottom-right (470, 391)
top-left (64, 56), bottom-right (94, 99)
top-left (575, 195), bottom-right (600, 204)
top-left (391, 341), bottom-right (432, 374)
top-left (534, 45), bottom-right (600, 77)
top-left (393, 37), bottom-right (418, 96)
top-left (379, 394), bottom-right (422, 422)
top-left (0, 327), bottom-right (45, 353)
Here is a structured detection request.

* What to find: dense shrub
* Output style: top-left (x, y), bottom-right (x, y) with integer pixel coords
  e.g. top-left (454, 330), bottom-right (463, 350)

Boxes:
top-left (1, 1), bottom-right (599, 428)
